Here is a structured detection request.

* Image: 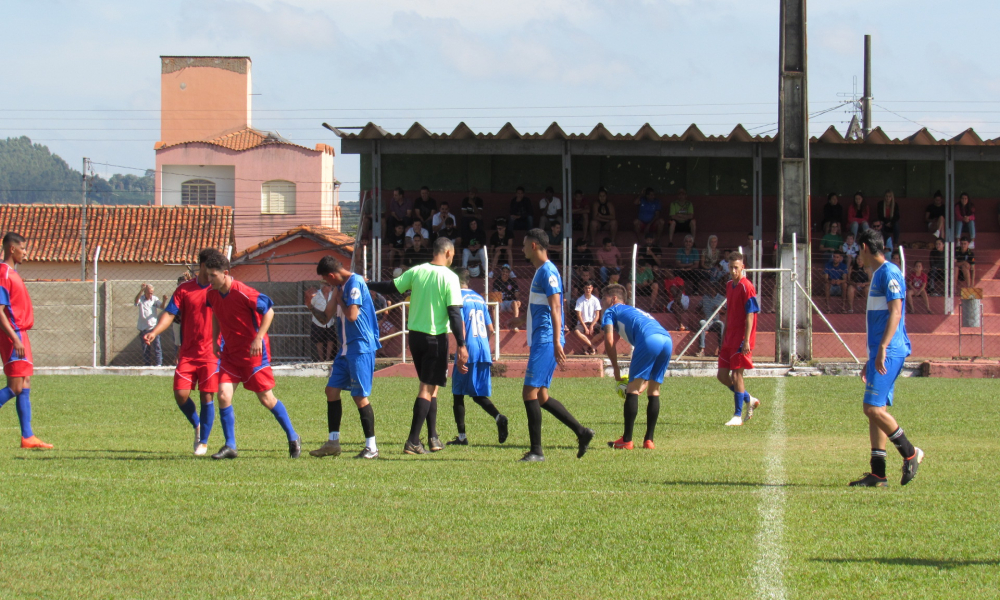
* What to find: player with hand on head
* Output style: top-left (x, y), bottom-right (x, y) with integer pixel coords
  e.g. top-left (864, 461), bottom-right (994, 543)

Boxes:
top-left (600, 284), bottom-right (672, 450)
top-left (717, 251), bottom-right (761, 426)
top-left (446, 268), bottom-right (509, 446)
top-left (203, 253), bottom-right (301, 459)
top-left (849, 228), bottom-right (924, 487)
top-left (0, 233), bottom-right (52, 449)
top-left (308, 257), bottom-right (382, 460)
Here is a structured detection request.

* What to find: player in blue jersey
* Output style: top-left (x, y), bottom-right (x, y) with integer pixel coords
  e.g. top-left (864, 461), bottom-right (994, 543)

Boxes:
top-left (600, 284), bottom-right (672, 450)
top-left (849, 229), bottom-right (924, 487)
top-left (445, 268), bottom-right (510, 446)
top-left (519, 228), bottom-right (594, 462)
top-left (308, 257), bottom-right (382, 459)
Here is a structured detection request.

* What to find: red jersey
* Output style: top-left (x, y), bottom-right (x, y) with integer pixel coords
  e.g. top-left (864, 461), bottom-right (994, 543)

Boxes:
top-left (165, 279), bottom-right (216, 362)
top-left (206, 279), bottom-right (274, 362)
top-left (723, 276), bottom-right (759, 349)
top-left (0, 263), bottom-right (33, 333)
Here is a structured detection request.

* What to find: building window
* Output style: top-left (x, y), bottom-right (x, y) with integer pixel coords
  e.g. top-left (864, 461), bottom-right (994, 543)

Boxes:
top-left (261, 180), bottom-right (296, 215)
top-left (181, 179), bottom-right (216, 206)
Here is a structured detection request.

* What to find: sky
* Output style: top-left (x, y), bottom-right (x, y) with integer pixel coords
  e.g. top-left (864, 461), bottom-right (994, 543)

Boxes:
top-left (3, 0), bottom-right (999, 198)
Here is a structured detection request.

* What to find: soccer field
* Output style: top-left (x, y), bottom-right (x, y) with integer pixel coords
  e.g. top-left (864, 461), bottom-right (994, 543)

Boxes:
top-left (1, 375), bottom-right (998, 599)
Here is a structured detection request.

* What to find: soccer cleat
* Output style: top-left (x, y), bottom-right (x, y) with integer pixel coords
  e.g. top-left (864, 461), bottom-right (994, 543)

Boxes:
top-left (849, 472), bottom-right (888, 487)
top-left (194, 444), bottom-right (208, 457)
top-left (744, 396), bottom-right (761, 422)
top-left (354, 447), bottom-right (379, 459)
top-left (497, 414), bottom-right (509, 444)
top-left (643, 439), bottom-right (656, 450)
top-left (519, 451), bottom-right (545, 462)
top-left (211, 445), bottom-right (238, 460)
top-left (901, 447), bottom-right (924, 486)
top-left (309, 440), bottom-right (342, 458)
top-left (20, 435), bottom-right (53, 449)
top-left (577, 428), bottom-right (595, 458)
top-left (288, 437), bottom-right (302, 459)
top-left (404, 440), bottom-right (428, 455)
top-left (724, 416), bottom-right (743, 427)
top-left (607, 437), bottom-right (634, 450)
top-left (428, 436), bottom-right (444, 452)
top-left (445, 436), bottom-right (468, 446)
top-left (193, 425), bottom-right (201, 453)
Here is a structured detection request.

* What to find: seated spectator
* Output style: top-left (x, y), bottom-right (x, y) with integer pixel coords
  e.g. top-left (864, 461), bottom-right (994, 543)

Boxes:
top-left (890, 248), bottom-right (902, 270)
top-left (696, 281), bottom-right (726, 357)
top-left (709, 253), bottom-right (730, 284)
top-left (431, 201), bottom-right (459, 238)
top-left (388, 222), bottom-right (407, 268)
top-left (489, 218), bottom-right (514, 272)
top-left (846, 254), bottom-right (868, 314)
top-left (666, 282), bottom-right (690, 331)
top-left (509, 186), bottom-right (534, 231)
top-left (673, 234), bottom-right (700, 288)
top-left (547, 221), bottom-right (565, 262)
top-left (573, 238), bottom-right (594, 271)
top-left (633, 263), bottom-right (660, 309)
top-left (607, 269), bottom-right (625, 302)
top-left (492, 265), bottom-right (521, 321)
top-left (538, 186), bottom-right (562, 231)
top-left (571, 281), bottom-right (603, 355)
top-left (435, 213), bottom-right (462, 250)
top-left (571, 189), bottom-right (590, 242)
top-left (821, 192), bottom-right (843, 234)
top-left (386, 187), bottom-right (413, 234)
top-left (841, 233), bottom-right (859, 262)
top-left (824, 251), bottom-right (848, 313)
top-left (744, 232), bottom-right (756, 268)
top-left (956, 192), bottom-right (976, 248)
top-left (667, 189), bottom-right (697, 246)
top-left (820, 221), bottom-right (844, 254)
top-left (928, 237), bottom-right (945, 295)
top-left (640, 234), bottom-right (662, 268)
top-left (925, 190), bottom-right (946, 239)
top-left (413, 186), bottom-right (437, 224)
top-left (870, 220), bottom-right (892, 252)
top-left (589, 188), bottom-right (618, 244)
top-left (956, 235), bottom-right (975, 285)
top-left (405, 218), bottom-right (430, 248)
top-left (464, 218), bottom-right (484, 248)
top-left (460, 187), bottom-right (484, 234)
top-left (906, 261), bottom-right (930, 314)
top-left (875, 189), bottom-right (901, 247)
top-left (404, 234), bottom-right (431, 267)
top-left (633, 187), bottom-right (666, 240)
top-left (700, 234), bottom-right (721, 285)
top-left (573, 265), bottom-right (596, 299)
top-left (847, 191), bottom-right (870, 237)
top-left (595, 237), bottom-right (622, 282)
top-left (370, 288), bottom-right (393, 350)
top-left (462, 237), bottom-right (487, 277)
top-left (662, 268), bottom-right (685, 303)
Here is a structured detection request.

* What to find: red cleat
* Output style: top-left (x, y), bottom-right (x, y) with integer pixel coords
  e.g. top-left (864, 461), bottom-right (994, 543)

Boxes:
top-left (21, 436), bottom-right (53, 449)
top-left (643, 440), bottom-right (655, 450)
top-left (607, 437), bottom-right (633, 450)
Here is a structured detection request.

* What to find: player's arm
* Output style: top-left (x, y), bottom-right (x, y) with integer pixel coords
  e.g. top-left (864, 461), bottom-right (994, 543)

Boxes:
top-left (0, 309), bottom-right (25, 358)
top-left (251, 308), bottom-right (275, 357)
top-left (212, 315), bottom-right (221, 357)
top-left (144, 311), bottom-right (176, 344)
top-left (343, 284), bottom-right (362, 322)
top-left (741, 293), bottom-right (760, 355)
top-left (604, 324), bottom-right (619, 379)
top-left (367, 280), bottom-right (402, 295)
top-left (876, 298), bottom-right (903, 375)
top-left (447, 304), bottom-right (468, 370)
top-left (549, 293), bottom-right (566, 367)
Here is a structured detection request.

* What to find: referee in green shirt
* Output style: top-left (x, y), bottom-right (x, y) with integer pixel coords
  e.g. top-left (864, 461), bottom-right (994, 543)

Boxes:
top-left (369, 236), bottom-right (469, 455)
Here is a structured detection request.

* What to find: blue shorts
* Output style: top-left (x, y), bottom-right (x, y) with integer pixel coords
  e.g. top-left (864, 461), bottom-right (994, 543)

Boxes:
top-left (327, 352), bottom-right (375, 398)
top-left (630, 333), bottom-right (672, 384)
top-left (452, 361), bottom-right (493, 397)
top-left (524, 343), bottom-right (556, 389)
top-left (863, 355), bottom-right (906, 407)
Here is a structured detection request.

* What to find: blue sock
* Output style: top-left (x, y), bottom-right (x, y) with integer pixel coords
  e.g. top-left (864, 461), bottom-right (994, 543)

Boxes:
top-left (733, 391), bottom-right (743, 417)
top-left (199, 402), bottom-right (215, 445)
top-left (179, 399), bottom-right (198, 429)
top-left (220, 405), bottom-right (236, 449)
top-left (270, 400), bottom-right (298, 442)
top-left (15, 389), bottom-right (32, 438)
top-left (0, 386), bottom-right (14, 408)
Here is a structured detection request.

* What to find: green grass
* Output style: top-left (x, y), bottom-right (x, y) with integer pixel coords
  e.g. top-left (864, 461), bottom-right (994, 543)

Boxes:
top-left (0, 375), bottom-right (998, 599)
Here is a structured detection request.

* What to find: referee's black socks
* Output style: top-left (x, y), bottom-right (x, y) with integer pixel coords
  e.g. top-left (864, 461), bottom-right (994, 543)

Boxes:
top-left (524, 400), bottom-right (543, 455)
top-left (622, 393), bottom-right (639, 443)
top-left (426, 397), bottom-right (439, 439)
top-left (541, 397), bottom-right (584, 437)
top-left (645, 395), bottom-right (660, 442)
top-left (408, 397), bottom-right (431, 445)
top-left (888, 427), bottom-right (916, 459)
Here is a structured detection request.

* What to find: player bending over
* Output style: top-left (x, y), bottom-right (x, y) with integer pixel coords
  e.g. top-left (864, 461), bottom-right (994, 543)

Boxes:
top-left (849, 228), bottom-right (924, 487)
top-left (204, 254), bottom-right (301, 459)
top-left (446, 268), bottom-right (509, 446)
top-left (308, 257), bottom-right (381, 460)
top-left (717, 252), bottom-right (761, 427)
top-left (144, 249), bottom-right (222, 455)
top-left (519, 228), bottom-right (594, 462)
top-left (601, 284), bottom-right (671, 450)
top-left (0, 233), bottom-right (52, 449)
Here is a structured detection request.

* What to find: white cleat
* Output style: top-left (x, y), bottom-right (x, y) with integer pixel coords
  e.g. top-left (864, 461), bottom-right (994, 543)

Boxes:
top-left (194, 443), bottom-right (208, 456)
top-left (744, 396), bottom-right (761, 422)
top-left (724, 416), bottom-right (744, 427)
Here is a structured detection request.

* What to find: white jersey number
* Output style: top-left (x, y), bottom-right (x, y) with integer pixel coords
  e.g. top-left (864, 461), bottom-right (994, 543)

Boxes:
top-left (469, 309), bottom-right (488, 338)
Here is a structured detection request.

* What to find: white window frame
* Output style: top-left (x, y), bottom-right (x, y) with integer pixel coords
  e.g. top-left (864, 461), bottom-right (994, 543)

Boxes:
top-left (261, 180), bottom-right (296, 215)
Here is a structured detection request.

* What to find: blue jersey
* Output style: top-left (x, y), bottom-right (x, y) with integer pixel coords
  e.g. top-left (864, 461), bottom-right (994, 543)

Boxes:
top-left (601, 303), bottom-right (669, 346)
top-left (461, 288), bottom-right (492, 364)
top-left (527, 260), bottom-right (564, 347)
top-left (337, 274), bottom-right (382, 356)
top-left (866, 261), bottom-right (911, 358)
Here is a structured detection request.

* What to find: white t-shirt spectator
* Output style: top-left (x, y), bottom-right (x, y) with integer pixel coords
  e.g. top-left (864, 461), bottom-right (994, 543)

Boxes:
top-left (310, 288), bottom-right (335, 327)
top-left (405, 226), bottom-right (430, 240)
top-left (575, 294), bottom-right (602, 324)
top-left (431, 212), bottom-right (457, 229)
top-left (136, 296), bottom-right (161, 331)
top-left (540, 196), bottom-right (562, 217)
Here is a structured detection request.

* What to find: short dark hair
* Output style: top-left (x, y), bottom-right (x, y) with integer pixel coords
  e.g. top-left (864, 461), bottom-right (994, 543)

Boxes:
top-left (833, 250), bottom-right (844, 258)
top-left (602, 284), bottom-right (627, 301)
top-left (524, 228), bottom-right (549, 248)
top-left (856, 228), bottom-right (885, 255)
top-left (729, 251), bottom-right (745, 263)
top-left (644, 187), bottom-right (655, 196)
top-left (583, 280), bottom-right (595, 288)
top-left (394, 186), bottom-right (405, 195)
top-left (433, 236), bottom-right (454, 256)
top-left (960, 234), bottom-right (971, 243)
top-left (203, 252), bottom-right (230, 271)
top-left (598, 187), bottom-right (608, 195)
top-left (516, 186), bottom-right (525, 193)
top-left (933, 190), bottom-right (943, 199)
top-left (198, 248), bottom-right (222, 265)
top-left (412, 218), bottom-right (422, 225)
top-left (551, 221), bottom-right (562, 228)
top-left (827, 191), bottom-right (838, 201)
top-left (439, 201), bottom-right (449, 208)
top-left (3, 232), bottom-right (25, 248)
top-left (603, 237), bottom-right (612, 245)
top-left (545, 186), bottom-right (554, 193)
top-left (317, 256), bottom-right (343, 276)
top-left (420, 185), bottom-right (430, 191)
top-left (575, 239), bottom-right (588, 247)
top-left (455, 267), bottom-right (471, 285)
top-left (574, 189), bottom-right (583, 195)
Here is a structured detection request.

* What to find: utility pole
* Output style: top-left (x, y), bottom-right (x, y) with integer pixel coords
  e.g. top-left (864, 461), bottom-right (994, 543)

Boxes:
top-left (81, 157), bottom-right (89, 281)
top-left (862, 34), bottom-right (872, 138)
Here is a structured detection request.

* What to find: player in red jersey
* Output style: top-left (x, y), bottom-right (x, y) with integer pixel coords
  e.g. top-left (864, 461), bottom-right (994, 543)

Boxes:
top-left (717, 251), bottom-right (762, 426)
top-left (143, 249), bottom-right (222, 456)
top-left (203, 253), bottom-right (300, 459)
top-left (0, 233), bottom-right (52, 449)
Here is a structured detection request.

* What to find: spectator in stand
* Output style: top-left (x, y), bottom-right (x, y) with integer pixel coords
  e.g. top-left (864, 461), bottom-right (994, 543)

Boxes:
top-left (434, 204), bottom-right (461, 249)
top-left (824, 251), bottom-right (848, 313)
top-left (404, 234), bottom-right (431, 267)
top-left (640, 234), bottom-right (662, 268)
top-left (489, 218), bottom-right (514, 272)
top-left (956, 235), bottom-right (975, 286)
top-left (508, 186), bottom-right (534, 231)
top-left (460, 187), bottom-right (484, 236)
top-left (306, 284), bottom-right (336, 362)
top-left (571, 189), bottom-right (590, 242)
top-left (890, 248), bottom-right (902, 270)
top-left (700, 235), bottom-right (722, 283)
top-left (547, 221), bottom-right (564, 262)
top-left (413, 186), bottom-right (437, 224)
top-left (572, 239), bottom-right (594, 295)
top-left (696, 281), bottom-right (726, 357)
top-left (633, 187), bottom-right (666, 240)
top-left (370, 288), bottom-right (393, 351)
top-left (871, 220), bottom-right (892, 252)
top-left (386, 187), bottom-right (413, 235)
top-left (673, 234), bottom-right (700, 290)
top-left (847, 191), bottom-right (870, 237)
top-left (841, 232), bottom-right (860, 262)
top-left (431, 201), bottom-right (458, 236)
top-left (925, 190), bottom-right (946, 240)
top-left (820, 221), bottom-right (844, 255)
top-left (404, 218), bottom-right (430, 249)
top-left (633, 263), bottom-right (660, 309)
top-left (846, 254), bottom-right (869, 314)
top-left (134, 283), bottom-right (166, 366)
top-left (388, 222), bottom-right (407, 268)
top-left (462, 237), bottom-right (487, 277)
top-left (745, 232), bottom-right (756, 268)
top-left (928, 237), bottom-right (945, 295)
top-left (956, 192), bottom-right (976, 248)
top-left (667, 282), bottom-right (690, 331)
top-left (907, 261), bottom-right (930, 314)
top-left (492, 265), bottom-right (521, 321)
top-left (662, 268), bottom-right (684, 300)
top-left (821, 192), bottom-right (843, 234)
top-left (572, 281), bottom-right (603, 355)
top-left (589, 188), bottom-right (618, 244)
top-left (595, 237), bottom-right (622, 283)
top-left (876, 189), bottom-right (901, 247)
top-left (709, 252), bottom-right (730, 285)
top-left (538, 186), bottom-right (562, 231)
top-left (668, 188), bottom-right (696, 246)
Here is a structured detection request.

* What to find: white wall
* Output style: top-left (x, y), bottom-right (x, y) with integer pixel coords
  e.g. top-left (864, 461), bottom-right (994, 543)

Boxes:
top-left (161, 164), bottom-right (236, 207)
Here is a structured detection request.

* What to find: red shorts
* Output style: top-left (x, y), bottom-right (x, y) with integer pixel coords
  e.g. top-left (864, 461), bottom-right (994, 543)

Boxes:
top-left (174, 358), bottom-right (220, 393)
top-left (0, 330), bottom-right (33, 378)
top-left (219, 356), bottom-right (275, 393)
top-left (718, 345), bottom-right (754, 371)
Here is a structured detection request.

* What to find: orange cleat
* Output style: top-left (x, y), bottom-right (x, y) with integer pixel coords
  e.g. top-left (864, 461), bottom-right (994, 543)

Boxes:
top-left (21, 436), bottom-right (53, 449)
top-left (643, 440), bottom-right (655, 450)
top-left (607, 437), bottom-right (633, 450)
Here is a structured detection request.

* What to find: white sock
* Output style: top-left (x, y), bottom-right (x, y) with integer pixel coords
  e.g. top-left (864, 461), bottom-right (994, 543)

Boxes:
top-left (366, 436), bottom-right (377, 451)
top-left (458, 433), bottom-right (467, 441)
top-left (329, 431), bottom-right (340, 441)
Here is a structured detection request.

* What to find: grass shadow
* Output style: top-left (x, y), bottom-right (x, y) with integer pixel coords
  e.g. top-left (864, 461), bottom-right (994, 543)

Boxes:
top-left (810, 557), bottom-right (1000, 570)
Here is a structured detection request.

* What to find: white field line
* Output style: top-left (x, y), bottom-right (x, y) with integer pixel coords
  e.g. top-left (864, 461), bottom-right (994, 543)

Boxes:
top-left (752, 377), bottom-right (787, 600)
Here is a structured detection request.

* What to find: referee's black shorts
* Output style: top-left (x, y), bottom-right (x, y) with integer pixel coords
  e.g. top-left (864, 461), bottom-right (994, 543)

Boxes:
top-left (408, 331), bottom-right (450, 386)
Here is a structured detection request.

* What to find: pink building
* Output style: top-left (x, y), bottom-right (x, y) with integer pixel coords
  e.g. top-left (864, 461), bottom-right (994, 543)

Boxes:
top-left (154, 56), bottom-right (341, 251)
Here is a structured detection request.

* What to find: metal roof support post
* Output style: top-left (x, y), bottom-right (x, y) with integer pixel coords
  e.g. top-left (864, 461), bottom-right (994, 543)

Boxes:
top-left (862, 34), bottom-right (873, 138)
top-left (373, 140), bottom-right (383, 280)
top-left (945, 147), bottom-right (956, 315)
top-left (777, 0), bottom-right (812, 362)
top-left (752, 143), bottom-right (763, 293)
top-left (562, 142), bottom-right (573, 290)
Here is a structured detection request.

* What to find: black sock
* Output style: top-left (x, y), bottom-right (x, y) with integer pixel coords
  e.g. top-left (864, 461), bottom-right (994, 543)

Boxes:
top-left (327, 399), bottom-right (342, 434)
top-left (408, 397), bottom-right (430, 445)
top-left (541, 397), bottom-right (583, 437)
top-left (645, 395), bottom-right (660, 442)
top-left (453, 395), bottom-right (467, 435)
top-left (426, 396), bottom-right (438, 438)
top-left (472, 396), bottom-right (500, 419)
top-left (524, 400), bottom-right (543, 455)
top-left (622, 393), bottom-right (639, 442)
top-left (888, 427), bottom-right (916, 459)
top-left (358, 404), bottom-right (375, 439)
top-left (870, 448), bottom-right (887, 478)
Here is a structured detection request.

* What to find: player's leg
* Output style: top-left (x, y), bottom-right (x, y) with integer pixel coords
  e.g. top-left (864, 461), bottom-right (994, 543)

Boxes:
top-left (610, 348), bottom-right (652, 449)
top-left (254, 387), bottom-right (301, 458)
top-left (470, 362), bottom-right (506, 444)
top-left (1, 333), bottom-right (51, 448)
top-left (448, 361), bottom-right (470, 444)
top-left (196, 364), bottom-right (219, 453)
top-left (426, 395), bottom-right (442, 451)
top-left (643, 337), bottom-right (671, 448)
top-left (351, 352), bottom-right (378, 459)
top-left (173, 388), bottom-right (199, 432)
top-left (538, 385), bottom-right (594, 459)
top-left (313, 358), bottom-right (350, 457)
top-left (520, 384), bottom-right (545, 461)
top-left (211, 380), bottom-right (238, 459)
top-left (854, 356), bottom-right (922, 486)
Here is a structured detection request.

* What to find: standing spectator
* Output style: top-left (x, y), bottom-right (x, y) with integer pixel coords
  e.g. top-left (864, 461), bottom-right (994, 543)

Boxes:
top-left (956, 235), bottom-right (975, 285)
top-left (462, 237), bottom-right (487, 277)
top-left (135, 283), bottom-right (165, 366)
top-left (821, 221), bottom-right (844, 254)
top-left (405, 218), bottom-right (430, 249)
top-left (906, 261), bottom-right (931, 314)
top-left (824, 251), bottom-right (848, 313)
top-left (955, 192), bottom-right (976, 248)
top-left (846, 255), bottom-right (869, 314)
top-left (696, 282), bottom-right (726, 357)
top-left (386, 187), bottom-right (413, 234)
top-left (589, 188), bottom-right (618, 244)
top-left (388, 223), bottom-right (407, 268)
top-left (538, 186), bottom-right (562, 231)
top-left (821, 192), bottom-right (843, 234)
top-left (841, 233), bottom-right (860, 262)
top-left (306, 284), bottom-right (336, 362)
top-left (928, 237), bottom-right (945, 295)
top-left (547, 221), bottom-right (565, 262)
top-left (633, 187), bottom-right (666, 241)
top-left (847, 191), bottom-right (870, 237)
top-left (640, 234), bottom-right (662, 268)
top-left (667, 189), bottom-right (697, 246)
top-left (876, 189), bottom-right (901, 247)
top-left (509, 186), bottom-right (534, 231)
top-left (413, 186), bottom-right (437, 224)
top-left (571, 189), bottom-right (590, 242)
top-left (460, 187), bottom-right (484, 236)
top-left (489, 218), bottom-right (514, 272)
top-left (595, 238), bottom-right (622, 282)
top-left (633, 263), bottom-right (660, 309)
top-left (571, 281), bottom-right (603, 355)
top-left (492, 265), bottom-right (521, 322)
top-left (404, 235), bottom-right (431, 267)
top-left (925, 191), bottom-right (946, 239)
top-left (673, 234), bottom-right (700, 291)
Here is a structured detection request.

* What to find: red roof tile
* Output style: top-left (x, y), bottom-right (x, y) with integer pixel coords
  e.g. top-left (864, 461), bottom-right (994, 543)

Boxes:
top-left (158, 127), bottom-right (318, 152)
top-left (232, 225), bottom-right (355, 263)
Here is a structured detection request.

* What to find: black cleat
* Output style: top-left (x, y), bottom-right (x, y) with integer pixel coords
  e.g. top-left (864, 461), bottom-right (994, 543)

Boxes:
top-left (901, 447), bottom-right (924, 486)
top-left (211, 445), bottom-right (238, 460)
top-left (354, 447), bottom-right (379, 459)
top-left (497, 414), bottom-right (509, 444)
top-left (849, 472), bottom-right (888, 487)
top-left (288, 437), bottom-right (301, 459)
top-left (428, 436), bottom-right (444, 452)
top-left (403, 440), bottom-right (428, 455)
top-left (576, 428), bottom-right (595, 458)
top-left (445, 436), bottom-right (468, 446)
top-left (519, 451), bottom-right (545, 462)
